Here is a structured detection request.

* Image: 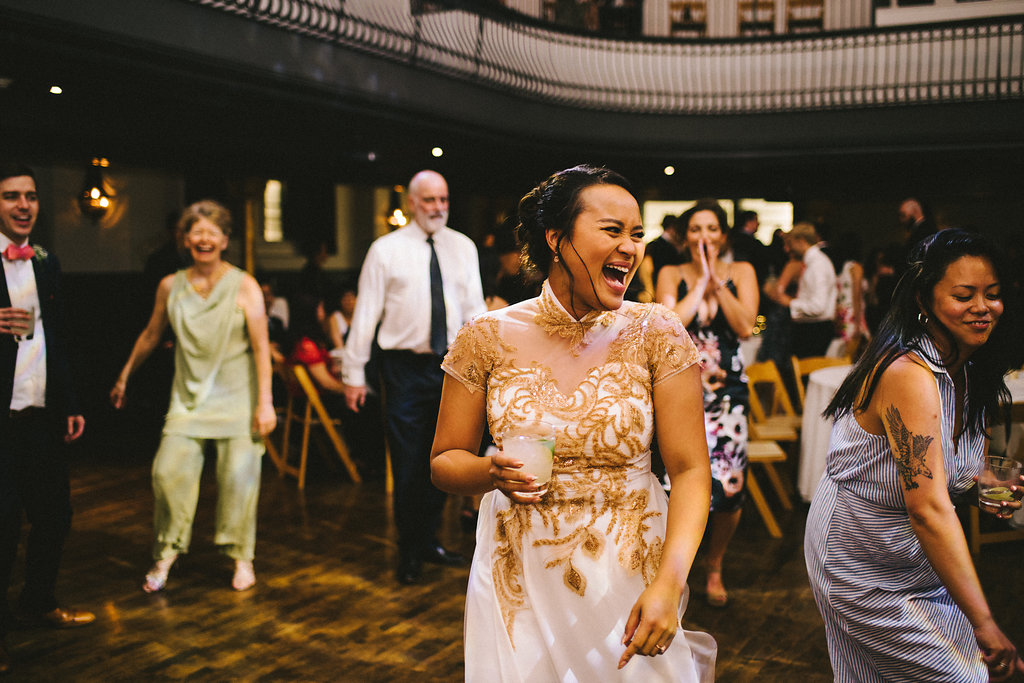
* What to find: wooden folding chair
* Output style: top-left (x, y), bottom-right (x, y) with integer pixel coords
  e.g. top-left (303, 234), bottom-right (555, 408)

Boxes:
top-left (266, 364), bottom-right (362, 489)
top-left (790, 355), bottom-right (850, 413)
top-left (745, 360), bottom-right (801, 441)
top-left (967, 506), bottom-right (1024, 555)
top-left (745, 439), bottom-right (793, 538)
top-left (263, 361), bottom-right (293, 481)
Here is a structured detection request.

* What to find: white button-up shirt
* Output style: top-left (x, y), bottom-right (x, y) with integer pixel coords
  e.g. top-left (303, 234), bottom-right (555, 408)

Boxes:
top-left (791, 243), bottom-right (837, 323)
top-left (341, 221), bottom-right (487, 387)
top-left (0, 232), bottom-right (46, 410)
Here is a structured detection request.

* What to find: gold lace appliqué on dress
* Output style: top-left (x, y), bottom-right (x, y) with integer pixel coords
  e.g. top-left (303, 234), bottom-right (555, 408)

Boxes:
top-left (489, 303), bottom-right (696, 646)
top-left (534, 285), bottom-right (615, 356)
top-left (441, 317), bottom-right (512, 394)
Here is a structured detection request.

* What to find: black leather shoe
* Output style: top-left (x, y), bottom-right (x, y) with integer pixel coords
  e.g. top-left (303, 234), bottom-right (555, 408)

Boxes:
top-left (421, 544), bottom-right (467, 567)
top-left (397, 556), bottom-right (422, 585)
top-left (0, 638), bottom-right (9, 675)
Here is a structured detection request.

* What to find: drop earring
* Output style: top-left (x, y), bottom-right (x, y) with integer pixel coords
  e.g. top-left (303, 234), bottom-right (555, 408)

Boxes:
top-left (917, 312), bottom-right (929, 326)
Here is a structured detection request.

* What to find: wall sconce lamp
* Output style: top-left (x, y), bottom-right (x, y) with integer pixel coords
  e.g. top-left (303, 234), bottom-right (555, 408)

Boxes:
top-left (386, 185), bottom-right (407, 228)
top-left (79, 157), bottom-right (113, 220)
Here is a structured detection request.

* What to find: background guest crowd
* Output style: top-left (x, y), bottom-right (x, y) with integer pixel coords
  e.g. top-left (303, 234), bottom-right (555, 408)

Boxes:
top-left (5, 155), bottom-right (1023, 682)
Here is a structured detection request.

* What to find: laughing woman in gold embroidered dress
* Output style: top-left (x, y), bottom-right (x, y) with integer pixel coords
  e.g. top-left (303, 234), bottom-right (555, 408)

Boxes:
top-left (431, 166), bottom-right (717, 681)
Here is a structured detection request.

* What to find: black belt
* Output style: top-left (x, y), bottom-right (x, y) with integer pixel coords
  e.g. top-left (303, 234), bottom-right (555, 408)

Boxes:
top-left (8, 406), bottom-right (45, 420)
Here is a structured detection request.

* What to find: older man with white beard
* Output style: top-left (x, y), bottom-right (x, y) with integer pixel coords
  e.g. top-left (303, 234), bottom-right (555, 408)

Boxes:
top-left (342, 170), bottom-right (486, 584)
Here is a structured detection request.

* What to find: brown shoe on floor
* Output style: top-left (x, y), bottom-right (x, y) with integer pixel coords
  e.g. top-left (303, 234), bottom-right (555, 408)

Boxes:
top-left (21, 607), bottom-right (95, 629)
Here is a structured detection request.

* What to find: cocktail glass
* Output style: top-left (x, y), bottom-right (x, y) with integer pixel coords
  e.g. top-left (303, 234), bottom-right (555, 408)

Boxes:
top-left (978, 455), bottom-right (1021, 512)
top-left (502, 421), bottom-right (556, 495)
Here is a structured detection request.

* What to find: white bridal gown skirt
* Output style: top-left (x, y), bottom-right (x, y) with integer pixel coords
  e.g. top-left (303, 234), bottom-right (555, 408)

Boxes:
top-left (464, 490), bottom-right (717, 683)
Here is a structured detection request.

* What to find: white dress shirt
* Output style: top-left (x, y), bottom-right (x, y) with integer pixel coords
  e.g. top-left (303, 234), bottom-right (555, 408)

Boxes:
top-left (790, 243), bottom-right (837, 323)
top-left (341, 221), bottom-right (487, 387)
top-left (268, 297), bottom-right (289, 330)
top-left (0, 232), bottom-right (47, 410)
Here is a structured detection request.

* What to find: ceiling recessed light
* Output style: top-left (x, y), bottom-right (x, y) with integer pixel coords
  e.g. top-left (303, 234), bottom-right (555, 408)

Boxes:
top-left (431, 147), bottom-right (443, 158)
top-left (663, 165), bottom-right (675, 176)
top-left (49, 85), bottom-right (63, 95)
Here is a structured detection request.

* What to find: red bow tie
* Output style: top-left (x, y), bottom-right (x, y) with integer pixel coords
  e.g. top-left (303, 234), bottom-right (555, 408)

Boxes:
top-left (3, 244), bottom-right (34, 261)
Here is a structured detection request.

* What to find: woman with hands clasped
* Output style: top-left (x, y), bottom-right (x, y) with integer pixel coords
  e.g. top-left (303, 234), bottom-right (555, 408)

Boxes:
top-left (430, 166), bottom-right (716, 681)
top-left (805, 229), bottom-right (1024, 682)
top-left (655, 200), bottom-right (758, 608)
top-left (111, 200), bottom-right (275, 594)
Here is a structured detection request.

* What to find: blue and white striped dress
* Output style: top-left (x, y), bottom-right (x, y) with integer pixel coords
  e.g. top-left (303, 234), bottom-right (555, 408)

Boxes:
top-left (804, 337), bottom-right (987, 683)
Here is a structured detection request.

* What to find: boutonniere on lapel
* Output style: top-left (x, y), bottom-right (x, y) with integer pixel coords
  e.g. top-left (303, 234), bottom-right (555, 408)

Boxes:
top-left (31, 245), bottom-right (49, 263)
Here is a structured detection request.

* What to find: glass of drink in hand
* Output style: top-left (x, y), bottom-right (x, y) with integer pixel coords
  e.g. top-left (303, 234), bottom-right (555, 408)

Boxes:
top-left (502, 421), bottom-right (556, 496)
top-left (10, 306), bottom-right (34, 342)
top-left (978, 455), bottom-right (1021, 512)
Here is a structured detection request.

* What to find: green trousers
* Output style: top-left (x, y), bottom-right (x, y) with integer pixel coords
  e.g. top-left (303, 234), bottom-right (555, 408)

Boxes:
top-left (151, 434), bottom-right (262, 561)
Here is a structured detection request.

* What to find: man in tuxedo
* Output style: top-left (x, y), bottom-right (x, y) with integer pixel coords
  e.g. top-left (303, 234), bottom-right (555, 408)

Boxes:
top-left (342, 170), bottom-right (486, 585)
top-left (0, 164), bottom-right (93, 674)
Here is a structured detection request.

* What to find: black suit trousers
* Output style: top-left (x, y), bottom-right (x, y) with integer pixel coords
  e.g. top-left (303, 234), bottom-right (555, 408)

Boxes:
top-left (0, 408), bottom-right (72, 633)
top-left (379, 351), bottom-right (448, 559)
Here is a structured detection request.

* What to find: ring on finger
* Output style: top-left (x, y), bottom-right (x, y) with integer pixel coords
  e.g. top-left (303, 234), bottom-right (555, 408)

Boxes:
top-left (656, 644), bottom-right (667, 655)
top-left (995, 661), bottom-right (1009, 671)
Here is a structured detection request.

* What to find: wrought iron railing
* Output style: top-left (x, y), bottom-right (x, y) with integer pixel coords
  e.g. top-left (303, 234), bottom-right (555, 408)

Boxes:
top-left (185, 0), bottom-right (1024, 114)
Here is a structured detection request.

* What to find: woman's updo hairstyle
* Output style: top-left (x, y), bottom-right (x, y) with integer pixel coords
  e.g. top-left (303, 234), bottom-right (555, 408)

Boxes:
top-left (516, 165), bottom-right (634, 277)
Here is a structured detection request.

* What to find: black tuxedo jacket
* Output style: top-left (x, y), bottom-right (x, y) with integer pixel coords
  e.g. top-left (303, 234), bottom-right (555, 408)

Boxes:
top-left (0, 246), bottom-right (79, 419)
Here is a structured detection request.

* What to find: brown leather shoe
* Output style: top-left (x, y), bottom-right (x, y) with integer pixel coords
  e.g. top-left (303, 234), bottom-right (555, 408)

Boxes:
top-left (22, 607), bottom-right (95, 629)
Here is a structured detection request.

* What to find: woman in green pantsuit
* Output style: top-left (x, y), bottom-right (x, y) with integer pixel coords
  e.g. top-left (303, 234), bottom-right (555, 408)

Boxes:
top-left (111, 200), bottom-right (276, 592)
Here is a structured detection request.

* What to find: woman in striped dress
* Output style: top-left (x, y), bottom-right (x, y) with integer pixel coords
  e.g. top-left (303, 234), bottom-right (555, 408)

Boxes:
top-left (805, 229), bottom-right (1023, 682)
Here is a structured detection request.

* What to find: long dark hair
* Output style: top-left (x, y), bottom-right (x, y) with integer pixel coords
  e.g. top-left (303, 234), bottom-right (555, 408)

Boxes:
top-left (516, 164), bottom-right (635, 317)
top-left (285, 293), bottom-right (329, 355)
top-left (825, 229), bottom-right (1014, 437)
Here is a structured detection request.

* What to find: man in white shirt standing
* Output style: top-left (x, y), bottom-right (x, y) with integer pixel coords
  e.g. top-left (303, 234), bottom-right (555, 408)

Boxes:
top-left (342, 170), bottom-right (486, 585)
top-left (0, 164), bottom-right (93, 674)
top-left (766, 222), bottom-right (837, 358)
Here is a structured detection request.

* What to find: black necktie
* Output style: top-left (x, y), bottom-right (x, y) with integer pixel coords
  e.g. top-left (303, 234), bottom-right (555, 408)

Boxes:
top-left (427, 235), bottom-right (447, 356)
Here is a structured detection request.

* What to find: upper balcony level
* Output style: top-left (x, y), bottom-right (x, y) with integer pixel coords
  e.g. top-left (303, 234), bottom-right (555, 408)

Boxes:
top-left (0, 0), bottom-right (1021, 179)
top-left (179, 0), bottom-right (1022, 115)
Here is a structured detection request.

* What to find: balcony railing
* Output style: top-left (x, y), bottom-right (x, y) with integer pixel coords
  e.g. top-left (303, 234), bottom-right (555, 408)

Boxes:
top-left (186, 0), bottom-right (1024, 114)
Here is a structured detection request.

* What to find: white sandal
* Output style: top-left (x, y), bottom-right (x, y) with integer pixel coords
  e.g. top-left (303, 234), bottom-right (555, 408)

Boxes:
top-left (143, 556), bottom-right (177, 593)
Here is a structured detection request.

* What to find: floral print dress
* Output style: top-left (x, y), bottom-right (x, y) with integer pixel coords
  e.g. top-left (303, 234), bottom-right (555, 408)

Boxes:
top-left (677, 279), bottom-right (749, 512)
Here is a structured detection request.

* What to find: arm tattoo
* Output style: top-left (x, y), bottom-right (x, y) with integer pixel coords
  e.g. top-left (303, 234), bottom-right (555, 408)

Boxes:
top-left (884, 404), bottom-right (934, 491)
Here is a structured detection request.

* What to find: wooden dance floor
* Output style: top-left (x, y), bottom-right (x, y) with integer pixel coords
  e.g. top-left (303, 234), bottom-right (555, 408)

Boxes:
top-left (5, 447), bottom-right (1024, 681)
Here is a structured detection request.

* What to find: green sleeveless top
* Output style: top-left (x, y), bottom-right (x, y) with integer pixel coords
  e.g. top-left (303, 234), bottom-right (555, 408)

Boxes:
top-left (163, 266), bottom-right (257, 438)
